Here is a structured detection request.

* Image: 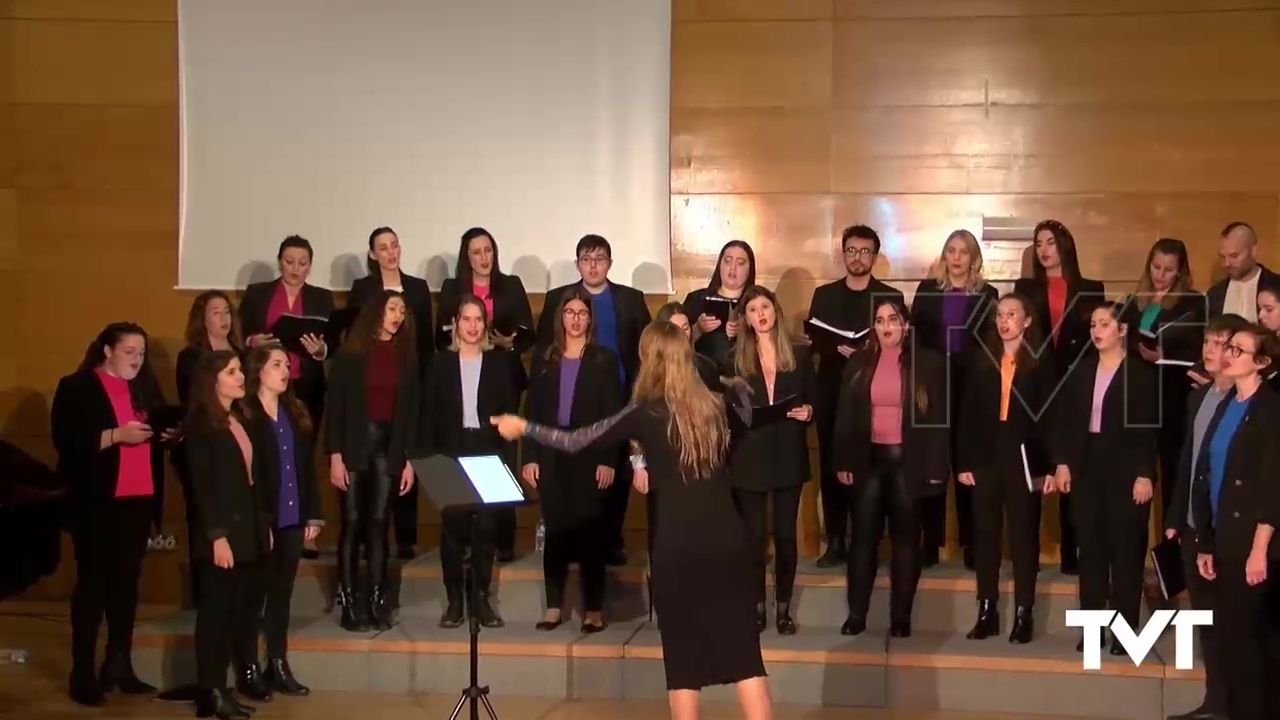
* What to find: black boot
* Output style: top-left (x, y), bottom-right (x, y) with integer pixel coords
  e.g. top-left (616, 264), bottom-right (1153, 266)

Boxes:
top-left (775, 603), bottom-right (797, 635)
top-left (756, 603), bottom-right (767, 633)
top-left (367, 586), bottom-right (393, 631)
top-left (265, 657), bottom-right (310, 697)
top-left (477, 593), bottom-right (505, 628)
top-left (439, 586), bottom-right (465, 629)
top-left (815, 538), bottom-right (845, 568)
top-left (99, 650), bottom-right (157, 695)
top-left (196, 688), bottom-right (249, 720)
top-left (68, 669), bottom-right (106, 707)
top-left (234, 661), bottom-right (272, 702)
top-left (1008, 605), bottom-right (1034, 644)
top-left (840, 615), bottom-right (867, 636)
top-left (338, 585), bottom-right (367, 632)
top-left (965, 599), bottom-right (999, 639)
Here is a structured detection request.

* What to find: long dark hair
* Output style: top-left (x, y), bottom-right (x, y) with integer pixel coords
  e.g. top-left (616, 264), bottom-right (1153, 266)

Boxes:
top-left (706, 240), bottom-right (757, 295)
top-left (183, 290), bottom-right (241, 350)
top-left (454, 227), bottom-right (505, 298)
top-left (367, 226), bottom-right (398, 277)
top-left (979, 292), bottom-right (1042, 370)
top-left (185, 350), bottom-right (242, 430)
top-left (78, 322), bottom-right (163, 413)
top-left (1031, 219), bottom-right (1082, 285)
top-left (545, 286), bottom-right (595, 362)
top-left (342, 290), bottom-right (417, 369)
top-left (242, 341), bottom-right (313, 436)
top-left (844, 297), bottom-right (929, 413)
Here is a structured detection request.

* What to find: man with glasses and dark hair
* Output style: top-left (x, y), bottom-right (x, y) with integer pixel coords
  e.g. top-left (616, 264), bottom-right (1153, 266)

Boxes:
top-left (805, 225), bottom-right (903, 567)
top-left (537, 235), bottom-right (652, 565)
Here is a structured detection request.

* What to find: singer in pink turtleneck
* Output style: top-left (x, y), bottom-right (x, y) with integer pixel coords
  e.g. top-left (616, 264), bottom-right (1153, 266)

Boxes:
top-left (869, 346), bottom-right (904, 445)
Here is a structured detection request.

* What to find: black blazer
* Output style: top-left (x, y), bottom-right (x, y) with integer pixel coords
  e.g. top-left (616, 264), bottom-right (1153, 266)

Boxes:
top-left (537, 281), bottom-right (651, 395)
top-left (239, 279), bottom-right (336, 391)
top-left (1165, 383), bottom-right (1229, 532)
top-left (423, 350), bottom-right (522, 465)
top-left (833, 347), bottom-right (951, 499)
top-left (955, 348), bottom-right (1057, 477)
top-left (1205, 264), bottom-right (1280, 318)
top-left (50, 370), bottom-right (167, 523)
top-left (184, 417), bottom-right (270, 562)
top-left (682, 287), bottom-right (741, 368)
top-left (724, 343), bottom-right (816, 491)
top-left (1191, 384), bottom-right (1280, 561)
top-left (436, 274), bottom-right (536, 355)
top-left (324, 347), bottom-right (421, 475)
top-left (805, 277), bottom-right (905, 400)
top-left (521, 345), bottom-right (623, 473)
top-left (1049, 354), bottom-right (1159, 486)
top-left (347, 272), bottom-right (434, 372)
top-left (909, 279), bottom-right (1000, 360)
top-left (1013, 275), bottom-right (1107, 374)
top-left (1121, 292), bottom-right (1207, 365)
top-left (243, 396), bottom-right (322, 528)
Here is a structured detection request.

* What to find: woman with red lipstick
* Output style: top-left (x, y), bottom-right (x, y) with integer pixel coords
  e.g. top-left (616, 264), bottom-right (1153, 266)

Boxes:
top-left (521, 288), bottom-right (622, 632)
top-left (52, 322), bottom-right (168, 706)
top-left (956, 293), bottom-right (1058, 644)
top-left (325, 291), bottom-right (419, 632)
top-left (683, 240), bottom-right (756, 368)
top-left (725, 285), bottom-right (814, 635)
top-left (436, 227), bottom-right (534, 562)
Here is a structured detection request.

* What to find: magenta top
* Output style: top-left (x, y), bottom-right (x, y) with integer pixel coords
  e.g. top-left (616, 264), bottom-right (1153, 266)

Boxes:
top-left (95, 368), bottom-right (153, 498)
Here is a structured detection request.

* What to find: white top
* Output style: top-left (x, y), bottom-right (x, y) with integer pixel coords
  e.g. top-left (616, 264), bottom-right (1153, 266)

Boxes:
top-left (1224, 270), bottom-right (1260, 321)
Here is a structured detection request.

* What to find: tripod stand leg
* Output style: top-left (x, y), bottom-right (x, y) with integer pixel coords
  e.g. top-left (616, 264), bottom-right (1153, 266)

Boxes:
top-left (447, 691), bottom-right (468, 720)
top-left (479, 689), bottom-right (500, 719)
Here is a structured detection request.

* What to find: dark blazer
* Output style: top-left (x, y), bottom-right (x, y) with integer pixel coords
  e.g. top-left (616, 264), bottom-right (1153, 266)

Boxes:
top-left (1049, 354), bottom-right (1159, 486)
top-left (238, 279), bottom-right (336, 395)
top-left (324, 347), bottom-right (421, 475)
top-left (1013, 275), bottom-right (1107, 374)
top-left (522, 345), bottom-right (623, 469)
top-left (805, 277), bottom-right (905, 403)
top-left (909, 279), bottom-right (1000, 359)
top-left (1191, 384), bottom-right (1280, 561)
top-left (537, 280), bottom-right (651, 394)
top-left (423, 349), bottom-right (522, 465)
top-left (50, 370), bottom-right (167, 522)
top-left (833, 347), bottom-right (951, 499)
top-left (955, 347), bottom-right (1058, 477)
top-left (682, 287), bottom-right (740, 368)
top-left (184, 417), bottom-right (270, 562)
top-left (1205, 264), bottom-right (1280, 318)
top-left (1121, 291), bottom-right (1207, 365)
top-left (436, 274), bottom-right (536, 355)
top-left (694, 352), bottom-right (723, 391)
top-left (243, 396), bottom-right (322, 528)
top-left (348, 272), bottom-right (434, 372)
top-left (724, 343), bottom-right (816, 492)
top-left (1165, 382), bottom-right (1230, 532)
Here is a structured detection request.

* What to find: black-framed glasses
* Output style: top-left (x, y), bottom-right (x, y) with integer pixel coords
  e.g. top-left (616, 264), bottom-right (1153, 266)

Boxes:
top-left (843, 247), bottom-right (875, 257)
top-left (1224, 343), bottom-right (1255, 359)
top-left (562, 309), bottom-right (591, 320)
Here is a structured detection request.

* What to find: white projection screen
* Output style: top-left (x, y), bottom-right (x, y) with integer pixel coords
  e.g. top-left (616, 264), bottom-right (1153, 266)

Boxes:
top-left (178, 0), bottom-right (672, 293)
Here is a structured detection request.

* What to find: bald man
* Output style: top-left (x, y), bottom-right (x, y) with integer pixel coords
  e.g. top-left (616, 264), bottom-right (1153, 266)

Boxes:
top-left (1206, 221), bottom-right (1279, 320)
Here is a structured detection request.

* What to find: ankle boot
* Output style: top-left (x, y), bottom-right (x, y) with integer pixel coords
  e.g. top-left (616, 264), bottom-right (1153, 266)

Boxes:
top-left (439, 586), bottom-right (465, 628)
top-left (1008, 605), bottom-right (1034, 644)
top-left (68, 669), bottom-right (106, 707)
top-left (196, 688), bottom-right (249, 720)
top-left (265, 657), bottom-right (310, 697)
top-left (98, 650), bottom-right (157, 695)
top-left (965, 599), bottom-right (999, 639)
top-left (338, 585), bottom-right (368, 632)
top-left (367, 586), bottom-right (393, 631)
top-left (234, 661), bottom-right (272, 702)
top-left (477, 592), bottom-right (505, 628)
top-left (775, 604), bottom-right (797, 635)
top-left (816, 538), bottom-right (845, 568)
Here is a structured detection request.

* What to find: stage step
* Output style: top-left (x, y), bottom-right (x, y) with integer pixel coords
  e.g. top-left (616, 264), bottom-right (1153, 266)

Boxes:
top-left (133, 612), bottom-right (1206, 719)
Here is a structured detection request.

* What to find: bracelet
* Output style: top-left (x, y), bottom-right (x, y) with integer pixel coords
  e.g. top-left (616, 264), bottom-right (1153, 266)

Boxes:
top-left (629, 454), bottom-right (646, 470)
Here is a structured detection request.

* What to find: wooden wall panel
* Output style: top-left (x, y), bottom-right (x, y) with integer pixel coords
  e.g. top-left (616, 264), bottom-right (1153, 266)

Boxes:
top-left (672, 22), bottom-right (833, 108)
top-left (15, 105), bottom-right (177, 189)
top-left (675, 0), bottom-right (833, 21)
top-left (10, 0), bottom-right (174, 22)
top-left (12, 19), bottom-right (176, 105)
top-left (835, 0), bottom-right (1277, 18)
top-left (671, 109), bottom-right (833, 194)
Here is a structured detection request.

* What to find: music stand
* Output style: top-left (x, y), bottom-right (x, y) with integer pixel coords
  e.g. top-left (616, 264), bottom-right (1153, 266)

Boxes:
top-left (411, 454), bottom-right (531, 720)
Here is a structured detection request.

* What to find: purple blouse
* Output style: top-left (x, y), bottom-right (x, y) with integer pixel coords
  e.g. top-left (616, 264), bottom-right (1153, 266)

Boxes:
top-left (941, 290), bottom-right (970, 354)
top-left (557, 357), bottom-right (583, 427)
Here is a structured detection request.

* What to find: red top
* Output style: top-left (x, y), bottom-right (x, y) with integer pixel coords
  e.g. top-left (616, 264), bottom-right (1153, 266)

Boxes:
top-left (472, 282), bottom-right (494, 320)
top-left (266, 281), bottom-right (304, 379)
top-left (1047, 276), bottom-right (1068, 345)
top-left (366, 340), bottom-right (398, 421)
top-left (95, 368), bottom-right (154, 498)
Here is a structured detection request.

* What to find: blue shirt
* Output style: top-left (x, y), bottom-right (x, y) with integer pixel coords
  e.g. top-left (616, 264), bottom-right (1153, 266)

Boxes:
top-left (1207, 395), bottom-right (1251, 521)
top-left (271, 411), bottom-right (301, 528)
top-left (588, 285), bottom-right (624, 384)
top-left (1187, 385), bottom-right (1229, 527)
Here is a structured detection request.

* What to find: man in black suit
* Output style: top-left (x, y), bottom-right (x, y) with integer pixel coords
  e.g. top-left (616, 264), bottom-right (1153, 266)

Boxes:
top-left (1206, 221), bottom-right (1280, 321)
top-left (537, 235), bottom-right (652, 566)
top-left (805, 225), bottom-right (904, 567)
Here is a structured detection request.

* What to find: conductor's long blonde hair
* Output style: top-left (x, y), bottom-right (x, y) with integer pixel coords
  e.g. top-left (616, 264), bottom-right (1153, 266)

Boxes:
top-left (632, 321), bottom-right (729, 480)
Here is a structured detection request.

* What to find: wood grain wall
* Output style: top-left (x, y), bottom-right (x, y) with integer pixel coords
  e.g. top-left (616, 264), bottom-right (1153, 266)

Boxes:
top-left (4, 0), bottom-right (1280, 599)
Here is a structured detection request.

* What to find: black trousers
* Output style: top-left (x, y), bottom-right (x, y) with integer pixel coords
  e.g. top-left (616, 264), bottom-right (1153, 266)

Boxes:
top-left (543, 516), bottom-right (606, 612)
top-left (439, 429), bottom-right (499, 593)
top-left (733, 485), bottom-right (804, 606)
top-left (195, 559), bottom-right (260, 690)
top-left (972, 433), bottom-right (1040, 607)
top-left (69, 497), bottom-right (152, 675)
top-left (338, 421), bottom-right (395, 591)
top-left (600, 446), bottom-right (631, 553)
top-left (174, 455), bottom-right (203, 603)
top-left (1179, 524), bottom-right (1226, 714)
top-left (815, 400), bottom-right (849, 545)
top-left (1214, 556), bottom-right (1280, 720)
top-left (847, 444), bottom-right (920, 621)
top-left (391, 480), bottom-right (419, 550)
top-left (245, 525), bottom-right (304, 659)
top-left (1072, 441), bottom-right (1151, 631)
top-left (921, 359), bottom-right (972, 551)
top-left (1156, 423), bottom-right (1182, 521)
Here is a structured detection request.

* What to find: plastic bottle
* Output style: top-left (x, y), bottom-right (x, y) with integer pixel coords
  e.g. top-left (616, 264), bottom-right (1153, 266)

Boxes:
top-left (535, 520), bottom-right (546, 554)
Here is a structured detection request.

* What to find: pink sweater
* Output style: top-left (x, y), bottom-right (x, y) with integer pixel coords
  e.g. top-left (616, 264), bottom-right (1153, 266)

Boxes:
top-left (870, 348), bottom-right (903, 445)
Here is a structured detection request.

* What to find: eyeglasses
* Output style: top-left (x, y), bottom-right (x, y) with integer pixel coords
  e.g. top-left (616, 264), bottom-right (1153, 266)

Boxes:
top-left (563, 309), bottom-right (591, 320)
top-left (843, 247), bottom-right (875, 257)
top-left (1223, 343), bottom-right (1256, 359)
top-left (577, 254), bottom-right (610, 266)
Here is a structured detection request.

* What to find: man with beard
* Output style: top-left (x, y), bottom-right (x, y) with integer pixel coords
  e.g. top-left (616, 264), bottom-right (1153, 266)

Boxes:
top-left (1207, 221), bottom-right (1279, 321)
top-left (806, 225), bottom-right (903, 567)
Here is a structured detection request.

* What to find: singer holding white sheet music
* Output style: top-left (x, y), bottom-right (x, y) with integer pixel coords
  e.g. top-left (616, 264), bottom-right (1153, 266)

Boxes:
top-left (956, 293), bottom-right (1057, 644)
top-left (238, 235), bottom-right (334, 426)
top-left (1048, 303), bottom-right (1159, 655)
top-left (724, 286), bottom-right (814, 635)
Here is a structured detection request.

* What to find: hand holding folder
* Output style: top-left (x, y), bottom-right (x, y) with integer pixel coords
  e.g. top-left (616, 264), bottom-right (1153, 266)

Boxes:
top-left (749, 394), bottom-right (802, 426)
top-left (701, 296), bottom-right (736, 323)
top-left (1150, 536), bottom-right (1186, 600)
top-left (270, 313), bottom-right (331, 355)
top-left (804, 318), bottom-right (870, 351)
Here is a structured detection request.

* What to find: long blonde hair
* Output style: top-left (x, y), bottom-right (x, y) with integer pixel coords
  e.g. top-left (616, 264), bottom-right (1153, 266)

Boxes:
top-left (633, 322), bottom-right (729, 480)
top-left (733, 285), bottom-right (796, 377)
top-left (932, 229), bottom-right (986, 293)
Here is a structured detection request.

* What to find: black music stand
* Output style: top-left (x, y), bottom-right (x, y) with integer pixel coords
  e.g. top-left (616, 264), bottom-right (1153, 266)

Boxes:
top-left (411, 454), bottom-right (531, 720)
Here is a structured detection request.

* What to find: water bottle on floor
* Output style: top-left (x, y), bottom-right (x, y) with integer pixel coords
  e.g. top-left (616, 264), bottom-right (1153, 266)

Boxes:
top-left (1, 649), bottom-right (30, 664)
top-left (535, 520), bottom-right (546, 554)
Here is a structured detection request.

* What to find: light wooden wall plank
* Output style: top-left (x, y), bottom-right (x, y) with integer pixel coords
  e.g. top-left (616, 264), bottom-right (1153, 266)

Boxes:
top-left (672, 21), bottom-right (833, 108)
top-left (836, 0), bottom-right (1278, 19)
top-left (10, 0), bottom-right (175, 22)
top-left (674, 0), bottom-right (834, 21)
top-left (15, 105), bottom-right (176, 189)
top-left (12, 19), bottom-right (176, 105)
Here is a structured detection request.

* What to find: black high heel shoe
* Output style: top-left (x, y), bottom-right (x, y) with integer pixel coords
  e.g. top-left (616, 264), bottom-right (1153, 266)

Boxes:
top-left (775, 604), bottom-right (797, 635)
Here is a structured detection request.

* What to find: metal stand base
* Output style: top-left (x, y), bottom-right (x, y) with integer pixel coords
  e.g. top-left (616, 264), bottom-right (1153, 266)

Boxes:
top-left (447, 510), bottom-right (499, 720)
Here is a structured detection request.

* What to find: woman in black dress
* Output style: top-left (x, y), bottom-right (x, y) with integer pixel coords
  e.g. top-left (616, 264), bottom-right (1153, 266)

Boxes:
top-left (493, 322), bottom-right (772, 720)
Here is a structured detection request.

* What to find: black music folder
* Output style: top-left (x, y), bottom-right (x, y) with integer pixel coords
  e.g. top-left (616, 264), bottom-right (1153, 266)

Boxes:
top-left (805, 318), bottom-right (871, 350)
top-left (750, 394), bottom-right (801, 426)
top-left (492, 318), bottom-right (531, 344)
top-left (270, 313), bottom-right (331, 355)
top-left (1150, 536), bottom-right (1187, 601)
top-left (702, 295), bottom-right (737, 323)
top-left (411, 454), bottom-right (532, 511)
top-left (147, 404), bottom-right (185, 434)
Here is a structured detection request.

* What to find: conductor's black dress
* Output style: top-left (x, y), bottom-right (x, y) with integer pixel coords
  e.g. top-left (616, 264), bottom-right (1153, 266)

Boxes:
top-left (523, 398), bottom-right (765, 691)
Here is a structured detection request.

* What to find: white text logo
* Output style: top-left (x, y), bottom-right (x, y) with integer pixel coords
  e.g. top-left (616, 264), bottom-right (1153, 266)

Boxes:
top-left (1064, 609), bottom-right (1212, 670)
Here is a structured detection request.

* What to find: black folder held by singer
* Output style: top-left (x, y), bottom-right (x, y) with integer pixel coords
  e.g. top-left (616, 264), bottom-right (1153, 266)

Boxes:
top-left (410, 454), bottom-right (533, 511)
top-left (745, 394), bottom-right (801, 427)
top-left (270, 313), bottom-right (332, 355)
top-left (1150, 536), bottom-right (1187, 601)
